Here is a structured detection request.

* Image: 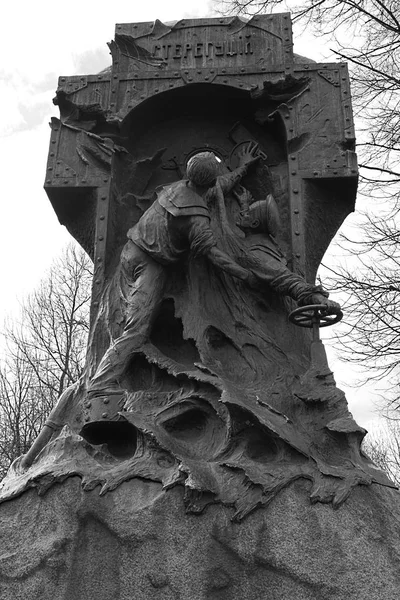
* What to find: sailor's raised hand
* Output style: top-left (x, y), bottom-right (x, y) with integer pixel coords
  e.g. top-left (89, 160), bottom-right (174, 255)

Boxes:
top-left (238, 141), bottom-right (261, 167)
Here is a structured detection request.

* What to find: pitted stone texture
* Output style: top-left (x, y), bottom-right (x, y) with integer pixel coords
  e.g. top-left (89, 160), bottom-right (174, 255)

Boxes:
top-left (0, 478), bottom-right (399, 599)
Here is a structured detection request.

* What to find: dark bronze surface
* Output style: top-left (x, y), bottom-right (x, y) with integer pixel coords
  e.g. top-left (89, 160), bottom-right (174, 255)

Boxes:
top-left (1, 14), bottom-right (393, 519)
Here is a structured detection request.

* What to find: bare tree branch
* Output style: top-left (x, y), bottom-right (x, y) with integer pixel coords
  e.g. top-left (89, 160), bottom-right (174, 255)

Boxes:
top-left (0, 244), bottom-right (92, 478)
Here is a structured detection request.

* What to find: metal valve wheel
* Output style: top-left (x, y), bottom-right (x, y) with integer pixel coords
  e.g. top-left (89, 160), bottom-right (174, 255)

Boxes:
top-left (289, 304), bottom-right (343, 329)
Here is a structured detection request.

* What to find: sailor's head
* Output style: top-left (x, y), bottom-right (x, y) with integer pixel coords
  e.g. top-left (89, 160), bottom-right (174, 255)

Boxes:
top-left (186, 152), bottom-right (220, 188)
top-left (237, 195), bottom-right (281, 237)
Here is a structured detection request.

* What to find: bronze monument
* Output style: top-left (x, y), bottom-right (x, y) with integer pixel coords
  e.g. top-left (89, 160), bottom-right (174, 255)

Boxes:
top-left (1, 15), bottom-right (399, 600)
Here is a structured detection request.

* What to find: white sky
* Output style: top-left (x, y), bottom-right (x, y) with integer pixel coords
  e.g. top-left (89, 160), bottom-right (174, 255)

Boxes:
top-left (0, 1), bottom-right (382, 429)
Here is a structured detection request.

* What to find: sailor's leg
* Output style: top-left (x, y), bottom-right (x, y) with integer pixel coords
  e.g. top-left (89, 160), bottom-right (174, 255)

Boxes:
top-left (88, 242), bottom-right (167, 394)
top-left (81, 243), bottom-right (167, 445)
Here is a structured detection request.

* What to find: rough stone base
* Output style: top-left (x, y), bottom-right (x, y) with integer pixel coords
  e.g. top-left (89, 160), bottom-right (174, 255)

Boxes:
top-left (1, 477), bottom-right (400, 599)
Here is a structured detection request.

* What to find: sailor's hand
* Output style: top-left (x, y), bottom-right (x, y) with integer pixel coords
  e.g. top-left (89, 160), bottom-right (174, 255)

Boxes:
top-left (312, 294), bottom-right (341, 315)
top-left (238, 187), bottom-right (254, 208)
top-left (9, 455), bottom-right (28, 475)
top-left (238, 142), bottom-right (261, 168)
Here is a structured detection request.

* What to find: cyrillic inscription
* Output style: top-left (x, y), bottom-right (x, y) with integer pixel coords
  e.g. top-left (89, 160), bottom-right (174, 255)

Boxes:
top-left (152, 38), bottom-right (253, 60)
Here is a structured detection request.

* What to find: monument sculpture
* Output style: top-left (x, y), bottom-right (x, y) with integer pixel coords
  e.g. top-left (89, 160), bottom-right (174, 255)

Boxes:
top-left (1, 14), bottom-right (400, 600)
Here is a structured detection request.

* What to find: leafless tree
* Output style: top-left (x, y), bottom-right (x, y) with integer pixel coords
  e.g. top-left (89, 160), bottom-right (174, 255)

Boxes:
top-left (0, 244), bottom-right (92, 478)
top-left (362, 418), bottom-right (400, 485)
top-left (323, 220), bottom-right (400, 404)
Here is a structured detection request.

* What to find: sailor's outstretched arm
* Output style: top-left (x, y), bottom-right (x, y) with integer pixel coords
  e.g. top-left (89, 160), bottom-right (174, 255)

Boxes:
top-left (206, 246), bottom-right (251, 281)
top-left (187, 216), bottom-right (251, 282)
top-left (247, 254), bottom-right (341, 314)
top-left (217, 142), bottom-right (260, 195)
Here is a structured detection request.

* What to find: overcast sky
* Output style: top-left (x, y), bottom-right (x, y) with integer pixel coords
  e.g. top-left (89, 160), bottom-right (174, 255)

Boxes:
top-left (0, 1), bottom-right (381, 428)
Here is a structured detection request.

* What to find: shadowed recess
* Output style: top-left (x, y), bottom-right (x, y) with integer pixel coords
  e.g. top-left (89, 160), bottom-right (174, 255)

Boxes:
top-left (158, 398), bottom-right (228, 460)
top-left (150, 298), bottom-right (200, 365)
top-left (81, 420), bottom-right (137, 459)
